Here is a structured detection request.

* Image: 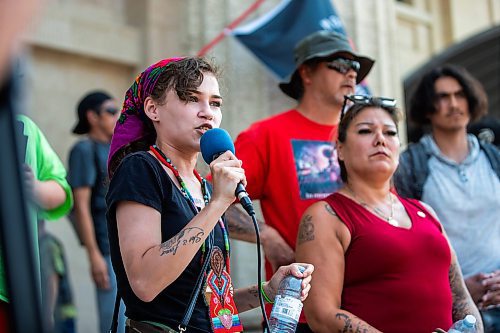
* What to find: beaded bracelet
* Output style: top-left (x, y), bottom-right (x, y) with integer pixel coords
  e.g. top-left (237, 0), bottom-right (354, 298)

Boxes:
top-left (260, 282), bottom-right (274, 304)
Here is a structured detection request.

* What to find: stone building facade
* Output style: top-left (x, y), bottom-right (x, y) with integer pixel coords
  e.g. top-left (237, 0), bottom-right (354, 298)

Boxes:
top-left (22, 0), bottom-right (499, 331)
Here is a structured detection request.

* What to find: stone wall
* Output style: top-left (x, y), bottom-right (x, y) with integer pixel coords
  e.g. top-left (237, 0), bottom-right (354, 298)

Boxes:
top-left (21, 0), bottom-right (499, 331)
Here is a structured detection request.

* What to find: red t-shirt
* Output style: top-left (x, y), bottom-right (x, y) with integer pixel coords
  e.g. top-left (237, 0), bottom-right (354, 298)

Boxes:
top-left (324, 192), bottom-right (453, 332)
top-left (234, 110), bottom-right (340, 321)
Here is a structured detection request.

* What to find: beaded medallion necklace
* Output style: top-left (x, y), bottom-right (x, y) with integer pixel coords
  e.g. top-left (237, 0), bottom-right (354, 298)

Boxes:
top-left (150, 145), bottom-right (230, 269)
top-left (151, 145), bottom-right (242, 332)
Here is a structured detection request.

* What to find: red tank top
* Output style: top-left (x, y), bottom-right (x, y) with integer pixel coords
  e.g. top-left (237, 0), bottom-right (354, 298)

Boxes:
top-left (324, 192), bottom-right (453, 333)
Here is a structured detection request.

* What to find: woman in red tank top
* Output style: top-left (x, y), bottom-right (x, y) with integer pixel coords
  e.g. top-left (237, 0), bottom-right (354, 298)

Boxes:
top-left (295, 96), bottom-right (482, 333)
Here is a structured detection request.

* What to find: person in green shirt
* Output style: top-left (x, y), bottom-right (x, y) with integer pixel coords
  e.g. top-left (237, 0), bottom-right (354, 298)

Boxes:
top-left (0, 115), bottom-right (73, 329)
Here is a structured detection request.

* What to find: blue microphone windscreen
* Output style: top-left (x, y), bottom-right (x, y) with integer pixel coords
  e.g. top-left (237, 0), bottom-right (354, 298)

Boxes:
top-left (200, 128), bottom-right (235, 164)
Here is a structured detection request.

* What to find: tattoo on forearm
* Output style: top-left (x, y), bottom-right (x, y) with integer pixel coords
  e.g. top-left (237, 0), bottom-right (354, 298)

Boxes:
top-left (325, 203), bottom-right (337, 217)
top-left (335, 313), bottom-right (371, 333)
top-left (298, 215), bottom-right (315, 245)
top-left (446, 257), bottom-right (483, 330)
top-left (449, 260), bottom-right (472, 321)
top-left (160, 227), bottom-right (204, 256)
top-left (249, 285), bottom-right (259, 299)
top-left (226, 206), bottom-right (255, 236)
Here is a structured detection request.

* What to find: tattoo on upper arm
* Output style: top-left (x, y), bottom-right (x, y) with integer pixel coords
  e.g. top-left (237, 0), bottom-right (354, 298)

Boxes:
top-left (335, 313), bottom-right (371, 333)
top-left (298, 215), bottom-right (315, 245)
top-left (324, 203), bottom-right (337, 217)
top-left (160, 227), bottom-right (204, 256)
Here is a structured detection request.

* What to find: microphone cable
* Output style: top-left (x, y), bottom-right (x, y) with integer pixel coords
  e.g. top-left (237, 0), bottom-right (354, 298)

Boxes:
top-left (248, 211), bottom-right (271, 332)
top-left (198, 128), bottom-right (270, 330)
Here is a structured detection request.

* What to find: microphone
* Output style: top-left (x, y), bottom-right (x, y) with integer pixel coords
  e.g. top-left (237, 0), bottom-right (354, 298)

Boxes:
top-left (200, 128), bottom-right (255, 216)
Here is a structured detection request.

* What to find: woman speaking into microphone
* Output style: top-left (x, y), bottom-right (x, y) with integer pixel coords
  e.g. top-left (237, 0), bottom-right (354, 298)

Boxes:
top-left (106, 57), bottom-right (313, 332)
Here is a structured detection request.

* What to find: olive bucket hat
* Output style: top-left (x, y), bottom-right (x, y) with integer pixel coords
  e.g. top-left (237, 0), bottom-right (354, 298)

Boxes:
top-left (279, 30), bottom-right (375, 100)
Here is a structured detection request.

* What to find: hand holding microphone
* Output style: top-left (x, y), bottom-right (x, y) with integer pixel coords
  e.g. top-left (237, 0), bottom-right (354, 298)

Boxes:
top-left (201, 128), bottom-right (255, 216)
top-left (209, 150), bottom-right (245, 207)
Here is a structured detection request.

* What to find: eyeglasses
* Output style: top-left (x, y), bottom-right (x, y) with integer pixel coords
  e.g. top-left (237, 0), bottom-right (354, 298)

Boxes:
top-left (340, 94), bottom-right (397, 120)
top-left (326, 58), bottom-right (361, 74)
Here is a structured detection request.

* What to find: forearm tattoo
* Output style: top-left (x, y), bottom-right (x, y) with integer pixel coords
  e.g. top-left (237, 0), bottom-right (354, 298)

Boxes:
top-left (335, 313), bottom-right (372, 333)
top-left (160, 227), bottom-right (204, 256)
top-left (225, 205), bottom-right (256, 236)
top-left (248, 284), bottom-right (259, 299)
top-left (298, 214), bottom-right (315, 245)
top-left (449, 259), bottom-right (474, 321)
top-left (239, 284), bottom-right (260, 310)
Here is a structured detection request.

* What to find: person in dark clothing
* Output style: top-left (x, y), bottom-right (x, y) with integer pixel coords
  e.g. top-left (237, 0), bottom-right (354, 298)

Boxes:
top-left (68, 91), bottom-right (125, 332)
top-left (106, 56), bottom-right (313, 332)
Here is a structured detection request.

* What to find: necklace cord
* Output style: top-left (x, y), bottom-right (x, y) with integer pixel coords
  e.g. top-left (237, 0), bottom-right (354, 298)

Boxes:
top-left (346, 185), bottom-right (396, 224)
top-left (150, 144), bottom-right (229, 264)
top-left (151, 145), bottom-right (269, 329)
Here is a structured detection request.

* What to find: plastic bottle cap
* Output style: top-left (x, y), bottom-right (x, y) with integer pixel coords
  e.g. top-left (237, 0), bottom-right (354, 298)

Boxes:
top-left (464, 315), bottom-right (476, 326)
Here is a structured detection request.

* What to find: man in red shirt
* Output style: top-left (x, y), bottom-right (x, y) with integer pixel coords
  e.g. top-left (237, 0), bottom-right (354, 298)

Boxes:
top-left (225, 30), bottom-right (374, 331)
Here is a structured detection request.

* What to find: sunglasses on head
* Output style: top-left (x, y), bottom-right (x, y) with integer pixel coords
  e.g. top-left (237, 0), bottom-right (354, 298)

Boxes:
top-left (340, 94), bottom-right (397, 121)
top-left (326, 58), bottom-right (361, 74)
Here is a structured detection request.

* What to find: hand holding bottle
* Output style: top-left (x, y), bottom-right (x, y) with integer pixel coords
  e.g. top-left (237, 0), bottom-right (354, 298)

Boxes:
top-left (264, 263), bottom-right (313, 303)
top-left (267, 264), bottom-right (314, 333)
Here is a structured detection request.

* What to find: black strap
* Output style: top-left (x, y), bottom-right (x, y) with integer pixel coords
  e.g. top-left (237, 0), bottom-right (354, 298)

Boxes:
top-left (179, 240), bottom-right (213, 332)
top-left (393, 142), bottom-right (430, 200)
top-left (91, 139), bottom-right (109, 194)
top-left (108, 234), bottom-right (214, 333)
top-left (109, 291), bottom-right (121, 333)
top-left (16, 119), bottom-right (27, 161)
top-left (406, 143), bottom-right (430, 200)
top-left (479, 140), bottom-right (500, 180)
top-left (68, 139), bottom-right (104, 246)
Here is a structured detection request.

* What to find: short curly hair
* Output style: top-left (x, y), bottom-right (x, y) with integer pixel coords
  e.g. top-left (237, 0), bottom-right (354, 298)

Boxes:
top-left (108, 57), bottom-right (220, 178)
top-left (409, 65), bottom-right (488, 126)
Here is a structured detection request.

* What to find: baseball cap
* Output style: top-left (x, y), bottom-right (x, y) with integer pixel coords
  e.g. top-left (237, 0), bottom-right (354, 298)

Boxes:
top-left (72, 91), bottom-right (112, 134)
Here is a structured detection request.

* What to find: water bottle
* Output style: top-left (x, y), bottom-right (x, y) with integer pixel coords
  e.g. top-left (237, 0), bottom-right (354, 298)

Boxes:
top-left (448, 315), bottom-right (477, 333)
top-left (268, 266), bottom-right (305, 333)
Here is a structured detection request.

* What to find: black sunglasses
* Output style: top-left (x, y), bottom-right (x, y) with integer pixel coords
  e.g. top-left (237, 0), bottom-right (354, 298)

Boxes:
top-left (326, 58), bottom-right (361, 74)
top-left (101, 107), bottom-right (119, 116)
top-left (340, 94), bottom-right (397, 121)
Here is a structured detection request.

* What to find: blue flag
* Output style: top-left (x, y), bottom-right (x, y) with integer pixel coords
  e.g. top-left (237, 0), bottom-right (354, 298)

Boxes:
top-left (232, 0), bottom-right (346, 80)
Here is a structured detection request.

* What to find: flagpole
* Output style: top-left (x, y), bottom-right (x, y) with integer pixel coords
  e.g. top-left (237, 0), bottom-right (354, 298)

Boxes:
top-left (197, 0), bottom-right (266, 56)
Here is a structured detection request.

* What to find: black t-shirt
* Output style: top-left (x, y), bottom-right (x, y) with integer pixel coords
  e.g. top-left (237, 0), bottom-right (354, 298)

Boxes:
top-left (68, 139), bottom-right (110, 255)
top-left (106, 152), bottom-right (227, 332)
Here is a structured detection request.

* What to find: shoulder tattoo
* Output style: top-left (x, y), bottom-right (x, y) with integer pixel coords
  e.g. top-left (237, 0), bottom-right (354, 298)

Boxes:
top-left (324, 203), bottom-right (337, 217)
